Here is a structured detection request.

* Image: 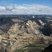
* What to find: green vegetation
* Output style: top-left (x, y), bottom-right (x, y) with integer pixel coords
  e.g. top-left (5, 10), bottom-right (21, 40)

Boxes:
top-left (15, 44), bottom-right (46, 52)
top-left (0, 31), bottom-right (4, 35)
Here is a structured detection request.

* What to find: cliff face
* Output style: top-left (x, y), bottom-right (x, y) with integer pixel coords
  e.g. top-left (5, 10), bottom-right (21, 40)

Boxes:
top-left (8, 20), bottom-right (40, 35)
top-left (0, 16), bottom-right (52, 52)
top-left (26, 20), bottom-right (41, 35)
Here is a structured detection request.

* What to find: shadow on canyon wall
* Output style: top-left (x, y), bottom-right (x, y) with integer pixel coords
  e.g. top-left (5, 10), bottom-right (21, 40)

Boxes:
top-left (42, 44), bottom-right (52, 52)
top-left (40, 23), bottom-right (52, 36)
top-left (0, 17), bottom-right (14, 33)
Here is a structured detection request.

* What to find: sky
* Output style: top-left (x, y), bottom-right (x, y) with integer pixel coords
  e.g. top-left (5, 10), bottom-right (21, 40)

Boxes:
top-left (0, 0), bottom-right (52, 6)
top-left (0, 0), bottom-right (52, 15)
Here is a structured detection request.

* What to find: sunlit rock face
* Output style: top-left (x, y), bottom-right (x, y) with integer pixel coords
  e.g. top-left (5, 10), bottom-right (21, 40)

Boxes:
top-left (26, 20), bottom-right (41, 35)
top-left (0, 15), bottom-right (52, 52)
top-left (8, 20), bottom-right (41, 36)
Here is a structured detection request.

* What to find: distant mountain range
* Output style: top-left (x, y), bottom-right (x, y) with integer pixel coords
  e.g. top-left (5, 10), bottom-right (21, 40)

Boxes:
top-left (0, 15), bottom-right (52, 36)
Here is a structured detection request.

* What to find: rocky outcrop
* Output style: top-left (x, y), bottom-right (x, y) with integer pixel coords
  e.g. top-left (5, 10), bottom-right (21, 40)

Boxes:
top-left (26, 20), bottom-right (41, 35)
top-left (0, 19), bottom-right (52, 52)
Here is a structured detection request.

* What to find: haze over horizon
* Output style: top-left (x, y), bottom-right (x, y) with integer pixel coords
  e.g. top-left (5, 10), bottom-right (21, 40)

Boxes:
top-left (0, 0), bottom-right (52, 15)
